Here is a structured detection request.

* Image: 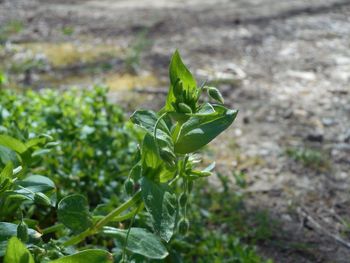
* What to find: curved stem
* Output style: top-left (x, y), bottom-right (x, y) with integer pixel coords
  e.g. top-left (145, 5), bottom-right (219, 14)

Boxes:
top-left (121, 203), bottom-right (142, 262)
top-left (43, 206), bottom-right (144, 236)
top-left (42, 223), bottom-right (64, 235)
top-left (62, 191), bottom-right (142, 247)
top-left (61, 228), bottom-right (92, 247)
top-left (94, 191), bottom-right (141, 230)
top-left (93, 205), bottom-right (144, 223)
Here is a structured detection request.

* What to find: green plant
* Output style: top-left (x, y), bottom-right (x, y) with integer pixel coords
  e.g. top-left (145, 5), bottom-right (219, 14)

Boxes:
top-left (0, 71), bottom-right (7, 87)
top-left (0, 50), bottom-right (264, 262)
top-left (0, 86), bottom-right (137, 204)
top-left (286, 147), bottom-right (329, 170)
top-left (0, 20), bottom-right (23, 44)
top-left (61, 26), bottom-right (74, 36)
top-left (0, 134), bottom-right (57, 258)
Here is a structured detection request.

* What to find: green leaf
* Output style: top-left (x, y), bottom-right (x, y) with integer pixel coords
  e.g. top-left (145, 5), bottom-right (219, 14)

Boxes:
top-left (129, 163), bottom-right (142, 181)
top-left (9, 175), bottom-right (55, 206)
top-left (188, 162), bottom-right (216, 179)
top-left (166, 50), bottom-right (197, 111)
top-left (0, 222), bottom-right (41, 242)
top-left (0, 162), bottom-right (13, 184)
top-left (0, 223), bottom-right (41, 257)
top-left (174, 105), bottom-right (238, 154)
top-left (203, 162), bottom-right (215, 172)
top-left (3, 192), bottom-right (31, 203)
top-left (195, 103), bottom-right (215, 116)
top-left (33, 192), bottom-right (52, 207)
top-left (141, 134), bottom-right (176, 182)
top-left (31, 148), bottom-right (52, 157)
top-left (24, 137), bottom-right (46, 150)
top-left (131, 110), bottom-right (175, 162)
top-left (4, 236), bottom-right (35, 263)
top-left (141, 177), bottom-right (177, 242)
top-left (130, 110), bottom-right (169, 135)
top-left (80, 125), bottom-right (95, 138)
top-left (102, 227), bottom-right (168, 259)
top-left (0, 145), bottom-right (19, 166)
top-left (49, 249), bottom-right (113, 263)
top-left (0, 135), bottom-right (27, 154)
top-left (169, 51), bottom-right (196, 95)
top-left (16, 175), bottom-right (55, 193)
top-left (57, 194), bottom-right (92, 233)
top-left (0, 242), bottom-right (7, 257)
top-left (141, 133), bottom-right (162, 171)
top-left (189, 170), bottom-right (211, 179)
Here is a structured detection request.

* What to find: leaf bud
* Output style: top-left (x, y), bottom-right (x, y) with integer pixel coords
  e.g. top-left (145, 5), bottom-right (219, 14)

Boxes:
top-left (207, 86), bottom-right (224, 104)
top-left (178, 103), bottom-right (192, 114)
top-left (17, 219), bottom-right (29, 242)
top-left (178, 218), bottom-right (190, 235)
top-left (124, 179), bottom-right (135, 195)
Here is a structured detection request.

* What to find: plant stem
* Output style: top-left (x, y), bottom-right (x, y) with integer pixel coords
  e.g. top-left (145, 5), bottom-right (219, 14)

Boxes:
top-left (42, 223), bottom-right (64, 235)
top-left (46, 206), bottom-right (144, 236)
top-left (121, 203), bottom-right (142, 263)
top-left (94, 191), bottom-right (141, 230)
top-left (62, 191), bottom-right (142, 247)
top-left (93, 205), bottom-right (144, 223)
top-left (61, 227), bottom-right (92, 247)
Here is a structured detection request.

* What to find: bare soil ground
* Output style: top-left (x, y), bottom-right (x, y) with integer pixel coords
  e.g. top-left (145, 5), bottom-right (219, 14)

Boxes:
top-left (1, 0), bottom-right (350, 262)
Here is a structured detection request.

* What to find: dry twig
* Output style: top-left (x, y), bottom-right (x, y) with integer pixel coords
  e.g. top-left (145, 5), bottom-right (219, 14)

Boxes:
top-left (297, 207), bottom-right (350, 250)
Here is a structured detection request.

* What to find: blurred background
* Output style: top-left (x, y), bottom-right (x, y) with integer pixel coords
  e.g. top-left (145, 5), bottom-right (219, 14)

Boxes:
top-left (1, 0), bottom-right (350, 261)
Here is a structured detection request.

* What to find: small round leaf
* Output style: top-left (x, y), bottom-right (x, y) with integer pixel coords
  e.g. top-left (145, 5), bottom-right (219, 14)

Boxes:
top-left (57, 194), bottom-right (92, 233)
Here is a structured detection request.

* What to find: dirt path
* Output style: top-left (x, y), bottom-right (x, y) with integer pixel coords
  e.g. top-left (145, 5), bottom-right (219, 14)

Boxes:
top-left (1, 0), bottom-right (350, 262)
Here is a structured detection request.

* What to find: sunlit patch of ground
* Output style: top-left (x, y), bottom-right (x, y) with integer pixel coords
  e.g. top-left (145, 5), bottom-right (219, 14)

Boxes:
top-left (40, 71), bottom-right (160, 90)
top-left (19, 42), bottom-right (123, 68)
top-left (105, 72), bottom-right (159, 91)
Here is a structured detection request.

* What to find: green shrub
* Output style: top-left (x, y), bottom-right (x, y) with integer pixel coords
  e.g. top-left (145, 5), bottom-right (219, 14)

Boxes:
top-left (0, 87), bottom-right (138, 205)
